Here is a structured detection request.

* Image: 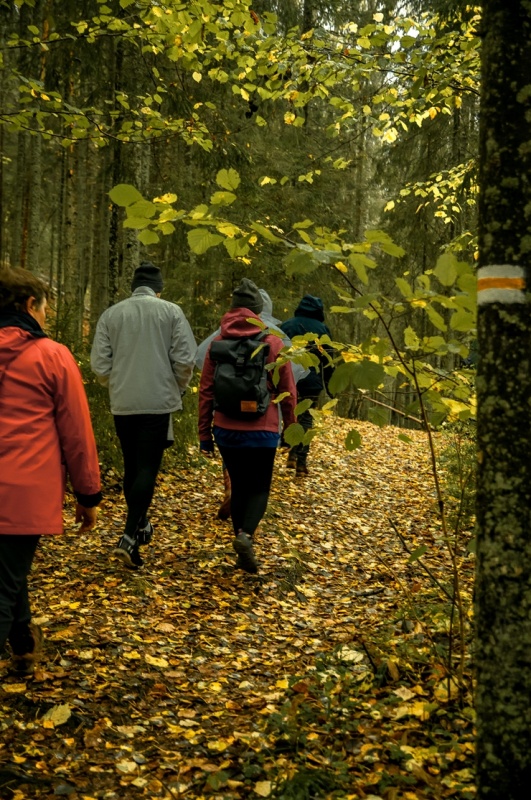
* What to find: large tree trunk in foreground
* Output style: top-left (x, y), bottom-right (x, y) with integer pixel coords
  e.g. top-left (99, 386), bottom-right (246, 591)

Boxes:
top-left (475, 1), bottom-right (531, 797)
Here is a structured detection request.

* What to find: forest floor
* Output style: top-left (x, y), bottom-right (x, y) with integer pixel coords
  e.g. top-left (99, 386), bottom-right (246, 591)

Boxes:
top-left (0, 418), bottom-right (475, 800)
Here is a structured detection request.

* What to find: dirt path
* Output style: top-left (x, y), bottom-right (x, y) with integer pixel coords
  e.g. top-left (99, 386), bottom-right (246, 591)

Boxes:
top-left (0, 420), bottom-right (475, 799)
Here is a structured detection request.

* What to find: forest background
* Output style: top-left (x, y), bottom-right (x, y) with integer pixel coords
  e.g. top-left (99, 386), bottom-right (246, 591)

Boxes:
top-left (0, 0), bottom-right (488, 797)
top-left (0, 0), bottom-right (478, 468)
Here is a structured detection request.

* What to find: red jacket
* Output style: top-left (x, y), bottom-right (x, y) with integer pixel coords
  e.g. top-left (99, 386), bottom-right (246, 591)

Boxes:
top-left (0, 326), bottom-right (101, 535)
top-left (198, 308), bottom-right (297, 443)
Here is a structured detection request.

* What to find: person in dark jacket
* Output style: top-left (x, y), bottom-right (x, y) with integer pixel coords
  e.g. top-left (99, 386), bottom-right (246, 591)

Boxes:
top-left (280, 295), bottom-right (333, 477)
top-left (198, 279), bottom-right (297, 573)
top-left (0, 267), bottom-right (101, 675)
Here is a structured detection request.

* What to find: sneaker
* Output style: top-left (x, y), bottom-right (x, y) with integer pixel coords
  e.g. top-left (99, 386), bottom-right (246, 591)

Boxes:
top-left (113, 534), bottom-right (144, 569)
top-left (233, 531), bottom-right (258, 574)
top-left (9, 623), bottom-right (44, 676)
top-left (136, 521), bottom-right (153, 545)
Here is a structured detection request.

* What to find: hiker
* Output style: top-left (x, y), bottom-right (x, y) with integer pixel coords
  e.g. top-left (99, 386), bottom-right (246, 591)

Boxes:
top-left (280, 294), bottom-right (334, 477)
top-left (195, 288), bottom-right (308, 520)
top-left (198, 278), bottom-right (297, 573)
top-left (0, 266), bottom-right (101, 675)
top-left (90, 261), bottom-right (197, 570)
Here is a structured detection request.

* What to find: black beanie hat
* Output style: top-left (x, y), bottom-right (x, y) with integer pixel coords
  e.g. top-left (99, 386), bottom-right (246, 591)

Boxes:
top-left (131, 261), bottom-right (164, 293)
top-left (231, 278), bottom-right (263, 315)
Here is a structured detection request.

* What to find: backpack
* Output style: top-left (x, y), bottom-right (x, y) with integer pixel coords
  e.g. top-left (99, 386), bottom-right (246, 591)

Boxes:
top-left (209, 332), bottom-right (271, 420)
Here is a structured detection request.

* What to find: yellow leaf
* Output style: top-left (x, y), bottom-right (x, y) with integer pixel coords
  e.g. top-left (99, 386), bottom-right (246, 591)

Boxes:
top-left (123, 650), bottom-right (141, 660)
top-left (207, 737), bottom-right (234, 751)
top-left (192, 71), bottom-right (202, 82)
top-left (275, 678), bottom-right (288, 689)
top-left (1, 683), bottom-right (26, 694)
top-left (145, 654), bottom-right (169, 668)
top-left (209, 681), bottom-right (223, 692)
top-left (12, 755), bottom-right (26, 763)
top-left (254, 781), bottom-right (272, 797)
top-left (42, 704), bottom-right (71, 726)
top-left (334, 261), bottom-right (348, 273)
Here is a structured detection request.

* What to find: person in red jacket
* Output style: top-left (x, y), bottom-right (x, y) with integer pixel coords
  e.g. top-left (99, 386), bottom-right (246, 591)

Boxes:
top-left (198, 279), bottom-right (296, 573)
top-left (0, 267), bottom-right (102, 675)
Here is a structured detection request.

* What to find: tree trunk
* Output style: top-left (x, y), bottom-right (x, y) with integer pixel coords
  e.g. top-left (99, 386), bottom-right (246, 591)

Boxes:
top-left (475, 1), bottom-right (531, 797)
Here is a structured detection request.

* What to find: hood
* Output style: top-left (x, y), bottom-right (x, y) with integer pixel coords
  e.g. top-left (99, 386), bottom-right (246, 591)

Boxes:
top-left (0, 325), bottom-right (38, 384)
top-left (295, 294), bottom-right (325, 322)
top-left (259, 288), bottom-right (282, 328)
top-left (219, 307), bottom-right (265, 339)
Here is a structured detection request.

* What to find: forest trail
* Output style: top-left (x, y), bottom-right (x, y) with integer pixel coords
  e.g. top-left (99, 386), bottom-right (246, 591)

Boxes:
top-left (0, 419), bottom-right (475, 800)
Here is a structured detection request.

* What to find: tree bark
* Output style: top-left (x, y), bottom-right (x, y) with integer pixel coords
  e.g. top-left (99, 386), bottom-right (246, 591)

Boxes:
top-left (475, 1), bottom-right (531, 797)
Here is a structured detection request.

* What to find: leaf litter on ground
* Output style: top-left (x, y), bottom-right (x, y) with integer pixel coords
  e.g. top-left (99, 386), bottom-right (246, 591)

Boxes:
top-left (0, 419), bottom-right (475, 799)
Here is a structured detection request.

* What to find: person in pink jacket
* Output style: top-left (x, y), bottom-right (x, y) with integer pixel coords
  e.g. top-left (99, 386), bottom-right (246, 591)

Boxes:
top-left (0, 266), bottom-right (101, 674)
top-left (198, 279), bottom-right (296, 573)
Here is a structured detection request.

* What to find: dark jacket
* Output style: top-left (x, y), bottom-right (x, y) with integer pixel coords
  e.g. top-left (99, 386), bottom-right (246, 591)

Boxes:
top-left (280, 295), bottom-right (333, 397)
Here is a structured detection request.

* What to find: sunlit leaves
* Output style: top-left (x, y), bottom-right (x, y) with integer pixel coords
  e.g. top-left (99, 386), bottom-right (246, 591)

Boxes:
top-left (187, 228), bottom-right (224, 255)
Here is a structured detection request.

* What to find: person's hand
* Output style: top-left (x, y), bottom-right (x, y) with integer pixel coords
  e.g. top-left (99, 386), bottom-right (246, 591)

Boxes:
top-left (200, 441), bottom-right (215, 459)
top-left (76, 504), bottom-right (98, 532)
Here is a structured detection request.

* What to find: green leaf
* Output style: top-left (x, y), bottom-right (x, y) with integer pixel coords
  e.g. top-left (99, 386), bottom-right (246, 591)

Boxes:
top-left (210, 191), bottom-right (237, 206)
top-left (425, 304), bottom-right (447, 332)
top-left (283, 423), bottom-right (305, 446)
top-left (395, 277), bottom-right (412, 298)
top-left (137, 229), bottom-right (159, 245)
top-left (250, 221), bottom-right (283, 243)
top-left (187, 228), bottom-right (224, 255)
top-left (398, 433), bottom-right (414, 444)
top-left (328, 362), bottom-right (357, 396)
top-left (408, 544), bottom-right (428, 563)
top-left (434, 253), bottom-right (458, 286)
top-left (216, 168), bottom-right (240, 191)
top-left (295, 399), bottom-right (313, 415)
top-left (109, 183), bottom-right (144, 207)
top-left (404, 326), bottom-right (420, 350)
top-left (351, 360), bottom-right (385, 391)
top-left (345, 429), bottom-right (362, 451)
top-left (123, 217), bottom-right (152, 230)
top-left (368, 406), bottom-right (388, 427)
top-left (284, 248), bottom-right (318, 276)
top-left (128, 199), bottom-right (157, 219)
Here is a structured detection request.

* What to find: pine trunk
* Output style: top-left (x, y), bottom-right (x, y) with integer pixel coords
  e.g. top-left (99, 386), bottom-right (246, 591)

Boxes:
top-left (475, 1), bottom-right (531, 797)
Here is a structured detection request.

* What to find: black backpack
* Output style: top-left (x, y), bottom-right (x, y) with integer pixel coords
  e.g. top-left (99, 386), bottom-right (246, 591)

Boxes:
top-left (209, 332), bottom-right (271, 420)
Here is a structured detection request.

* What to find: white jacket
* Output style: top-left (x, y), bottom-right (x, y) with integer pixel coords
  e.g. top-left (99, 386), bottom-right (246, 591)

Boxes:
top-left (90, 288), bottom-right (197, 415)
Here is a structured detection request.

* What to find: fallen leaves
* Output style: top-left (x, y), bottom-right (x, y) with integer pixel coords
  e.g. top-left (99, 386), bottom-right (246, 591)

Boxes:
top-left (0, 419), bottom-right (475, 799)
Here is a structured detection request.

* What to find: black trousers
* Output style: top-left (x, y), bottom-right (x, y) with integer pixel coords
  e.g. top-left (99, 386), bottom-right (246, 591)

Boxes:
top-left (0, 535), bottom-right (40, 653)
top-left (114, 414), bottom-right (169, 538)
top-left (217, 446), bottom-right (276, 537)
top-left (290, 395), bottom-right (318, 466)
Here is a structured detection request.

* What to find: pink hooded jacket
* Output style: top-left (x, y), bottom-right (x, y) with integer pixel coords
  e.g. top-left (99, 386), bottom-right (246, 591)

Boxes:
top-left (0, 326), bottom-right (101, 535)
top-left (198, 307), bottom-right (296, 444)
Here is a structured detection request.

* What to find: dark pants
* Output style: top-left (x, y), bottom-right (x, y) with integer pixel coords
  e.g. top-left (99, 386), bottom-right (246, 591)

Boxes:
top-left (290, 395), bottom-right (318, 467)
top-left (0, 535), bottom-right (40, 654)
top-left (114, 414), bottom-right (169, 538)
top-left (217, 446), bottom-right (276, 537)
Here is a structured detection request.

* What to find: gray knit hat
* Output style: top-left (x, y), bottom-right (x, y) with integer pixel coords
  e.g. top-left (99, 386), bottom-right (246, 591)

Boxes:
top-left (231, 278), bottom-right (263, 315)
top-left (131, 261), bottom-right (163, 293)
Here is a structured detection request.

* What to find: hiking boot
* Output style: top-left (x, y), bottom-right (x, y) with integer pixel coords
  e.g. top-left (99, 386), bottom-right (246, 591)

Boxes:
top-left (233, 532), bottom-right (258, 574)
top-left (113, 534), bottom-right (143, 569)
top-left (9, 623), bottom-right (44, 676)
top-left (296, 463), bottom-right (309, 477)
top-left (136, 521), bottom-right (153, 545)
top-left (286, 452), bottom-right (297, 469)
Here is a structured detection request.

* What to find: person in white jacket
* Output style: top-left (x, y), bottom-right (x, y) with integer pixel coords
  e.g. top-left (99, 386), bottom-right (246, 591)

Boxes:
top-left (91, 261), bottom-right (197, 569)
